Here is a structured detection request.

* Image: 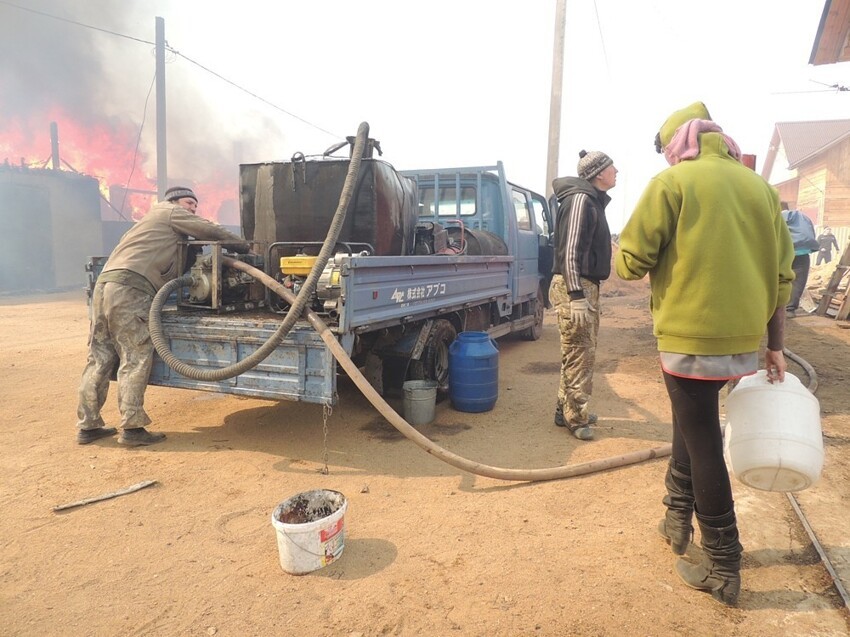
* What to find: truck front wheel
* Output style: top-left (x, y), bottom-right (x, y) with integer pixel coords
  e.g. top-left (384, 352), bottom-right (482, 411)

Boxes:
top-left (408, 319), bottom-right (457, 391)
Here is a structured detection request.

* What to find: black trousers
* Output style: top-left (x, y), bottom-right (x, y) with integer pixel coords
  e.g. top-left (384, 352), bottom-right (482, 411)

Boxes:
top-left (663, 371), bottom-right (733, 517)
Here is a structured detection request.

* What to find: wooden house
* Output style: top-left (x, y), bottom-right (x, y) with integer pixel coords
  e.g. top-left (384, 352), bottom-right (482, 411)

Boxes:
top-left (761, 119), bottom-right (850, 232)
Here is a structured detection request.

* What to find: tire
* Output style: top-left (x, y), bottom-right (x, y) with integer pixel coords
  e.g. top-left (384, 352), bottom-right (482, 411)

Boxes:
top-left (520, 286), bottom-right (545, 341)
top-left (407, 319), bottom-right (457, 390)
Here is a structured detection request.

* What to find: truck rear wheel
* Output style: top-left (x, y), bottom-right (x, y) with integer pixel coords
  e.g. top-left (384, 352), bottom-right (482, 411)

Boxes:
top-left (408, 319), bottom-right (456, 390)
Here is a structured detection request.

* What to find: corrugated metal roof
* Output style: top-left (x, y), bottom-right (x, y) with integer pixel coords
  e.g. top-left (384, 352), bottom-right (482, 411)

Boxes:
top-left (776, 119), bottom-right (850, 167)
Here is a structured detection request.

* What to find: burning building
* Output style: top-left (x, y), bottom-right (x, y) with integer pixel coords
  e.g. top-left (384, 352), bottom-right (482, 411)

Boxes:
top-left (0, 163), bottom-right (103, 294)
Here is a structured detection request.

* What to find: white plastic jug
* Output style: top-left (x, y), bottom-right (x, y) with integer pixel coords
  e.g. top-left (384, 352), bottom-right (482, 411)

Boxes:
top-left (726, 370), bottom-right (823, 492)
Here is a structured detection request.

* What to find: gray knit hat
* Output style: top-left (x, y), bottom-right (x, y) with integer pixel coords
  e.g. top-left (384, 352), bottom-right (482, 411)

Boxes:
top-left (577, 150), bottom-right (613, 181)
top-left (165, 186), bottom-right (198, 203)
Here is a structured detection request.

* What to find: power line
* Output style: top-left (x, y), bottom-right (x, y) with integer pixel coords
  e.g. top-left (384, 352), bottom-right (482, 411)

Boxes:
top-left (171, 50), bottom-right (341, 138)
top-left (0, 0), bottom-right (341, 139)
top-left (0, 0), bottom-right (154, 46)
top-left (120, 72), bottom-right (157, 219)
top-left (592, 0), bottom-right (611, 81)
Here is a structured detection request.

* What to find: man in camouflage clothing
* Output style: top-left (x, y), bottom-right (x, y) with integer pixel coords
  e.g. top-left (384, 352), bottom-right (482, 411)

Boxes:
top-left (76, 187), bottom-right (251, 446)
top-left (549, 150), bottom-right (617, 440)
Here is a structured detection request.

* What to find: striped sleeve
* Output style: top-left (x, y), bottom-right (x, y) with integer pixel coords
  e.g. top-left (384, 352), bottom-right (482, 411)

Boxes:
top-left (564, 192), bottom-right (588, 294)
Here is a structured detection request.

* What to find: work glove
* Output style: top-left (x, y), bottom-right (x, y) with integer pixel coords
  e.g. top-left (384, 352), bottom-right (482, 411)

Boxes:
top-left (569, 297), bottom-right (591, 327)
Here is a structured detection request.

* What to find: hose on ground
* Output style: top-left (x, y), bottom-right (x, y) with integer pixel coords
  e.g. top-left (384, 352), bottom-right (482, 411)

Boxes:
top-left (148, 122), bottom-right (371, 382)
top-left (224, 256), bottom-right (673, 482)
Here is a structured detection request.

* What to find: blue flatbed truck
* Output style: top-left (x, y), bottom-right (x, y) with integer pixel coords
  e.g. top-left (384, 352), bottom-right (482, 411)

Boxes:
top-left (144, 149), bottom-right (555, 405)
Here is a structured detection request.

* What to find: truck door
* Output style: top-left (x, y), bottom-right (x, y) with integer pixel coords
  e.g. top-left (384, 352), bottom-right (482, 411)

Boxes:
top-left (510, 188), bottom-right (540, 302)
top-left (531, 193), bottom-right (554, 306)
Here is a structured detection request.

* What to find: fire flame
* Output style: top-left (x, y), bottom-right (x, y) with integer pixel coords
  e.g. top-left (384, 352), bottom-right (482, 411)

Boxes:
top-left (1, 107), bottom-right (237, 225)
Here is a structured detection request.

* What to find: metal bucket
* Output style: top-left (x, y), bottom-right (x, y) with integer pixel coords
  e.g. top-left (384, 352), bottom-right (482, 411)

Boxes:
top-left (402, 380), bottom-right (438, 426)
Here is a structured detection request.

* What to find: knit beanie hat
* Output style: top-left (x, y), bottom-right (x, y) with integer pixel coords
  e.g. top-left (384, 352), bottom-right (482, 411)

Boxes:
top-left (577, 150), bottom-right (613, 181)
top-left (165, 186), bottom-right (198, 203)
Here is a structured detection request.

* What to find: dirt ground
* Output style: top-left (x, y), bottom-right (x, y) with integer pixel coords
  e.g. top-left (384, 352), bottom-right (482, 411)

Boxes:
top-left (1, 267), bottom-right (849, 637)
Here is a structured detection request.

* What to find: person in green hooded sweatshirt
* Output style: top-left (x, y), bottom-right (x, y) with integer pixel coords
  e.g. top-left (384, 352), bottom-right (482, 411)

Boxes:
top-left (615, 102), bottom-right (794, 606)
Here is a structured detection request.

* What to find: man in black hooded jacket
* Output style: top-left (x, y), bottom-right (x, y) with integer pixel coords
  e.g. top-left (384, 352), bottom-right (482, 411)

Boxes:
top-left (549, 150), bottom-right (617, 440)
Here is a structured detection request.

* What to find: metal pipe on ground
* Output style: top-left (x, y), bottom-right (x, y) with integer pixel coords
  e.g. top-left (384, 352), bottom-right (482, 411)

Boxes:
top-left (784, 347), bottom-right (849, 612)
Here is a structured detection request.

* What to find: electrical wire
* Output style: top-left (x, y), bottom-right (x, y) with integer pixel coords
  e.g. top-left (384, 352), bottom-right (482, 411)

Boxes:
top-left (172, 50), bottom-right (341, 139)
top-left (0, 0), bottom-right (154, 46)
top-left (0, 0), bottom-right (340, 139)
top-left (591, 0), bottom-right (611, 81)
top-left (120, 72), bottom-right (157, 217)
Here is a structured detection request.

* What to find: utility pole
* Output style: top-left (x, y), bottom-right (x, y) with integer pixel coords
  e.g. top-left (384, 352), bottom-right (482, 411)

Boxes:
top-left (545, 0), bottom-right (567, 199)
top-left (155, 16), bottom-right (167, 199)
top-left (50, 122), bottom-right (60, 170)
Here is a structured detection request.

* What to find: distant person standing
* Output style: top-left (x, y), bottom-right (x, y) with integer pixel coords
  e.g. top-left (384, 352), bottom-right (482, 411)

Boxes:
top-left (76, 187), bottom-right (251, 447)
top-left (616, 102), bottom-right (794, 606)
top-left (781, 204), bottom-right (818, 318)
top-left (549, 150), bottom-right (617, 440)
top-left (816, 227), bottom-right (840, 265)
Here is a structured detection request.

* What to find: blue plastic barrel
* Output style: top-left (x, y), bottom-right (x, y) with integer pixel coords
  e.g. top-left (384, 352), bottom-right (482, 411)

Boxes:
top-left (448, 331), bottom-right (499, 413)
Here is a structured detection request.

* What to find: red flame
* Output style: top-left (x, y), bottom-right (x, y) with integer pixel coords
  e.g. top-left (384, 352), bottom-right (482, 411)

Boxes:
top-left (1, 107), bottom-right (237, 226)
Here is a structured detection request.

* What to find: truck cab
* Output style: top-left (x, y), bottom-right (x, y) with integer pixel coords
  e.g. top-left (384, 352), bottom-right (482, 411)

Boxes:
top-left (402, 162), bottom-right (554, 337)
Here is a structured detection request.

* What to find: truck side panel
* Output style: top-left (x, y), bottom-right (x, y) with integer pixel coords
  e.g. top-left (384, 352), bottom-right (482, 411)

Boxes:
top-left (149, 316), bottom-right (336, 403)
top-left (340, 255), bottom-right (513, 332)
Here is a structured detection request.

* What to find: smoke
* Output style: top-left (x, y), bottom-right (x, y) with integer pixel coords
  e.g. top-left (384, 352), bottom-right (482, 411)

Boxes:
top-left (1, 2), bottom-right (115, 118)
top-left (0, 0), bottom-right (288, 220)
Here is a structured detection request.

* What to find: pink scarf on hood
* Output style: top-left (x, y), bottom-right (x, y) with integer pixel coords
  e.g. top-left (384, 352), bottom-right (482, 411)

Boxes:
top-left (663, 118), bottom-right (742, 166)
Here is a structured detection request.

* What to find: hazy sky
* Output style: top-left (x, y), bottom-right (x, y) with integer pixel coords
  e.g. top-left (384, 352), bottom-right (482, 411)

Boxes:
top-left (3, 0), bottom-right (849, 230)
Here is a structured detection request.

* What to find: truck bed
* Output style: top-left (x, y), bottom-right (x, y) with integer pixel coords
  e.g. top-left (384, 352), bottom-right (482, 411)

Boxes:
top-left (148, 254), bottom-right (513, 403)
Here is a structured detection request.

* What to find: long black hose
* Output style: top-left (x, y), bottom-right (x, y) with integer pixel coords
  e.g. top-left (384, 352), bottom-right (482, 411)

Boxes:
top-left (148, 122), bottom-right (370, 382)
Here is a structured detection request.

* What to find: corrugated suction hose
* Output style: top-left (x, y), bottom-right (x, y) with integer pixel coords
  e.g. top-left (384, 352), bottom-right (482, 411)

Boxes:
top-left (149, 122), bottom-right (371, 381)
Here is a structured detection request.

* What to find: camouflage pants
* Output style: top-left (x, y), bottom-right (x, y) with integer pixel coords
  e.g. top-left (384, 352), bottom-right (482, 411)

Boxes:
top-left (77, 282), bottom-right (155, 431)
top-left (549, 275), bottom-right (600, 426)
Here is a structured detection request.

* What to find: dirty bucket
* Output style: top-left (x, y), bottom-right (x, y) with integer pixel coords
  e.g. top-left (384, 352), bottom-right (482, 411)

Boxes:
top-left (271, 489), bottom-right (348, 575)
top-left (725, 370), bottom-right (823, 492)
top-left (402, 380), bottom-right (438, 426)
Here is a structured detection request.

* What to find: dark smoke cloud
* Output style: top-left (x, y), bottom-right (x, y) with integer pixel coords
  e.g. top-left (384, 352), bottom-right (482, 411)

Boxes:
top-left (0, 0), bottom-right (286, 185)
top-left (1, 2), bottom-right (142, 122)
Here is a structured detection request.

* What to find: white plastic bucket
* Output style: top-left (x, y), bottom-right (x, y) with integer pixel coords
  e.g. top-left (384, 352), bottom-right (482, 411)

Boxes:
top-left (271, 489), bottom-right (348, 575)
top-left (403, 380), bottom-right (438, 426)
top-left (726, 370), bottom-right (823, 492)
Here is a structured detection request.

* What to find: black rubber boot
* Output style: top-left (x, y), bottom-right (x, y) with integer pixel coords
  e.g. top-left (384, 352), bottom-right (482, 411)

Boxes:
top-left (675, 510), bottom-right (743, 607)
top-left (657, 458), bottom-right (694, 555)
